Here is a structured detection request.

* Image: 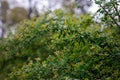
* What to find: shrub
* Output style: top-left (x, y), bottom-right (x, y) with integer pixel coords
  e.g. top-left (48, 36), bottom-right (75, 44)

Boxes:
top-left (0, 10), bottom-right (120, 79)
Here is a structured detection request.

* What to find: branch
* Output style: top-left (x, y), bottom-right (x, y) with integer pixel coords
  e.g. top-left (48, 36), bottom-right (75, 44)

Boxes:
top-left (94, 0), bottom-right (120, 28)
top-left (112, 2), bottom-right (120, 22)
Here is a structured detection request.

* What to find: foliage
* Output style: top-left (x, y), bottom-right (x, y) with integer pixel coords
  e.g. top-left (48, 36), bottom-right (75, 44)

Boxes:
top-left (0, 10), bottom-right (120, 79)
top-left (7, 7), bottom-right (28, 25)
top-left (95, 0), bottom-right (120, 30)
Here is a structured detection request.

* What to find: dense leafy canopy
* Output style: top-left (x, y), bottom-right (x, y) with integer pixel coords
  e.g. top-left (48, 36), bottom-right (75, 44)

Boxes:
top-left (0, 10), bottom-right (120, 79)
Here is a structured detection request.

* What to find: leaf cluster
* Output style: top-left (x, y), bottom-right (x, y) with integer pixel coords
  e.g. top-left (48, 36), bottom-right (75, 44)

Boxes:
top-left (95, 0), bottom-right (120, 30)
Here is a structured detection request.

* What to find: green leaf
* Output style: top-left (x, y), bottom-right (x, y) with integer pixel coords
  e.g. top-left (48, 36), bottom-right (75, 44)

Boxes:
top-left (95, 1), bottom-right (102, 5)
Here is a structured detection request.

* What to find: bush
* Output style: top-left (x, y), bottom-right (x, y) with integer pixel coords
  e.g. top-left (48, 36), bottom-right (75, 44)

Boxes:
top-left (0, 10), bottom-right (120, 79)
